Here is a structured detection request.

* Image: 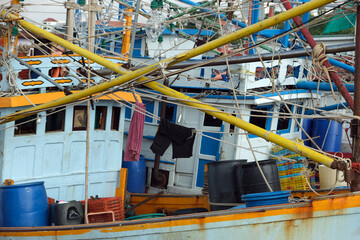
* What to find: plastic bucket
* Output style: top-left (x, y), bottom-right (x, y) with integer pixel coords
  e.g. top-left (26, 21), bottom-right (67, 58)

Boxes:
top-left (235, 159), bottom-right (281, 199)
top-left (311, 119), bottom-right (342, 152)
top-left (207, 160), bottom-right (247, 211)
top-left (319, 165), bottom-right (347, 189)
top-left (241, 191), bottom-right (291, 207)
top-left (0, 181), bottom-right (49, 227)
top-left (122, 155), bottom-right (146, 193)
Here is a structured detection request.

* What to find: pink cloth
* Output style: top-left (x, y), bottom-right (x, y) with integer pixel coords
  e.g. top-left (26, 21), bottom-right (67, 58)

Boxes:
top-left (124, 102), bottom-right (146, 161)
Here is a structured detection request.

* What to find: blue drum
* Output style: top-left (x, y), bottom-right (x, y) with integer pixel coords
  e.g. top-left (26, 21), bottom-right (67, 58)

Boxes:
top-left (0, 181), bottom-right (49, 227)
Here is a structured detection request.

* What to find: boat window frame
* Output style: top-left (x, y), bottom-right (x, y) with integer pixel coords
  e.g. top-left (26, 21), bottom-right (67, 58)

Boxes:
top-left (45, 107), bottom-right (66, 133)
top-left (248, 104), bottom-right (273, 138)
top-left (294, 103), bottom-right (304, 132)
top-left (111, 106), bottom-right (121, 131)
top-left (14, 113), bottom-right (38, 136)
top-left (277, 104), bottom-right (294, 134)
top-left (158, 102), bottom-right (177, 123)
top-left (94, 106), bottom-right (107, 130)
top-left (72, 106), bottom-right (87, 131)
top-left (203, 112), bottom-right (223, 127)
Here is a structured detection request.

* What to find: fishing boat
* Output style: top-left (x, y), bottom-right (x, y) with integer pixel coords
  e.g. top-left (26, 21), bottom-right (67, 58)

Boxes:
top-left (0, 0), bottom-right (359, 239)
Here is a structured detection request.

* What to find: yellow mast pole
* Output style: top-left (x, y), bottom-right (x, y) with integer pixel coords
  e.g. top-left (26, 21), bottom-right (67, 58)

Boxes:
top-left (0, 0), bottom-right (336, 167)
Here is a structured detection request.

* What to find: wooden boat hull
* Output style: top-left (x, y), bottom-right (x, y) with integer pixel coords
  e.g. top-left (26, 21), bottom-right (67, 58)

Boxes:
top-left (1, 192), bottom-right (360, 239)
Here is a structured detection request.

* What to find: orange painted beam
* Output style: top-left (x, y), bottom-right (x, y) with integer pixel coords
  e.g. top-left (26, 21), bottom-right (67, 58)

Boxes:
top-left (130, 194), bottom-right (210, 215)
top-left (0, 91), bottom-right (140, 108)
top-left (115, 168), bottom-right (128, 206)
top-left (121, 9), bottom-right (133, 56)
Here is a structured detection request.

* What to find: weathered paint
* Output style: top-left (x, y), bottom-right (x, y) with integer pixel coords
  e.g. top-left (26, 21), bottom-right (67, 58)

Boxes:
top-left (130, 194), bottom-right (210, 215)
top-left (0, 99), bottom-right (129, 201)
top-left (2, 193), bottom-right (360, 239)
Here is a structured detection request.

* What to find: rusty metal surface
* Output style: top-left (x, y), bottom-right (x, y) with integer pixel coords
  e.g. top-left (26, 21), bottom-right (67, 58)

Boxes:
top-left (2, 193), bottom-right (360, 239)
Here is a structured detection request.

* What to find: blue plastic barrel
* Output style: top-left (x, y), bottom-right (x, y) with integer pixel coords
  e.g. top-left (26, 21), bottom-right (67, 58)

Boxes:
top-left (301, 118), bottom-right (313, 146)
top-left (0, 181), bottom-right (49, 227)
top-left (311, 119), bottom-right (342, 152)
top-left (122, 155), bottom-right (146, 193)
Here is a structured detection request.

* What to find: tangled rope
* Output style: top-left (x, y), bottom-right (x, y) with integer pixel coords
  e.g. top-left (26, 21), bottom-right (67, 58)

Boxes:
top-left (312, 42), bottom-right (337, 100)
top-left (17, 43), bottom-right (34, 55)
top-left (0, 3), bottom-right (23, 20)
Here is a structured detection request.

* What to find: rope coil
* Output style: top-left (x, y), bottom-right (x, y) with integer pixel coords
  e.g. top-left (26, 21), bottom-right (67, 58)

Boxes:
top-left (312, 42), bottom-right (337, 100)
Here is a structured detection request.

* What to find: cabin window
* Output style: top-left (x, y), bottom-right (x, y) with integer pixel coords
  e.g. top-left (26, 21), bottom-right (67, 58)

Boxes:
top-left (255, 66), bottom-right (279, 81)
top-left (159, 103), bottom-right (176, 123)
top-left (230, 122), bottom-right (235, 133)
top-left (229, 112), bottom-right (236, 133)
top-left (94, 106), bottom-right (107, 130)
top-left (294, 104), bottom-right (303, 132)
top-left (277, 104), bottom-right (293, 132)
top-left (302, 68), bottom-right (308, 78)
top-left (49, 67), bottom-right (69, 78)
top-left (73, 106), bottom-right (87, 131)
top-left (203, 113), bottom-right (222, 127)
top-left (249, 105), bottom-right (272, 138)
top-left (18, 69), bottom-right (30, 80)
top-left (46, 107), bottom-right (65, 132)
top-left (250, 107), bottom-right (269, 129)
top-left (29, 68), bottom-right (41, 79)
top-left (285, 65), bottom-right (301, 79)
top-left (14, 114), bottom-right (37, 136)
top-left (111, 106), bottom-right (121, 131)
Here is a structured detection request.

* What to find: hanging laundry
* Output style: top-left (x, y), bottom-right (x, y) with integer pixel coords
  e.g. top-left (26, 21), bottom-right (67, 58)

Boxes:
top-left (124, 101), bottom-right (146, 161)
top-left (150, 119), bottom-right (196, 158)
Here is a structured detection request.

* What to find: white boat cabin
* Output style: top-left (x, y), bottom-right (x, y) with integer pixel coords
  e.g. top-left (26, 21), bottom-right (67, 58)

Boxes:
top-left (0, 91), bottom-right (136, 201)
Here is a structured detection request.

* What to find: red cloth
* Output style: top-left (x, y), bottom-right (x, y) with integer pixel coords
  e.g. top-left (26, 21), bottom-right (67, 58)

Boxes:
top-left (124, 102), bottom-right (146, 161)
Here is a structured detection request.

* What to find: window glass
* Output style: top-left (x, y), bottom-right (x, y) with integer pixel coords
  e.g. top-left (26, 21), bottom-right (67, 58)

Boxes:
top-left (295, 104), bottom-right (303, 132)
top-left (250, 109), bottom-right (268, 129)
top-left (203, 113), bottom-right (222, 127)
top-left (277, 105), bottom-right (293, 131)
top-left (159, 103), bottom-right (176, 123)
top-left (111, 106), bottom-right (121, 131)
top-left (73, 106), bottom-right (87, 131)
top-left (15, 114), bottom-right (37, 135)
top-left (95, 106), bottom-right (107, 130)
top-left (46, 107), bottom-right (65, 132)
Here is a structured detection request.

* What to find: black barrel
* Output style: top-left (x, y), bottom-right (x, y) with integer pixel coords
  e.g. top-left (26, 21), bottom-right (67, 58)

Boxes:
top-left (235, 159), bottom-right (281, 200)
top-left (207, 160), bottom-right (247, 211)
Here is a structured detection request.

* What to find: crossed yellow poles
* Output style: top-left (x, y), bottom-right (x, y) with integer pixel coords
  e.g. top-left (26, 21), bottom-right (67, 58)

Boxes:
top-left (1, 0), bottom-right (337, 167)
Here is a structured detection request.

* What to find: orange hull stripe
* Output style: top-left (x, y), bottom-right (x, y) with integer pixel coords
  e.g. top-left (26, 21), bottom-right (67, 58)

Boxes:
top-left (2, 194), bottom-right (360, 237)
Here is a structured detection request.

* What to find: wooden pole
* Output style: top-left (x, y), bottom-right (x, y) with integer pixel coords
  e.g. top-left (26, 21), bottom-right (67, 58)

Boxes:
top-left (65, 0), bottom-right (75, 42)
top-left (351, 3), bottom-right (360, 191)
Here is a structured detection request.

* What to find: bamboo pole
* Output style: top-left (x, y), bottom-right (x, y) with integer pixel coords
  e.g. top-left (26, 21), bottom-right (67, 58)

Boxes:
top-left (0, 0), bottom-right (337, 167)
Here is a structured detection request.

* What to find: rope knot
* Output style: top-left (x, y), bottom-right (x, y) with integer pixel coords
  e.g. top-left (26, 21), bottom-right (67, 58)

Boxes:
top-left (312, 42), bottom-right (328, 68)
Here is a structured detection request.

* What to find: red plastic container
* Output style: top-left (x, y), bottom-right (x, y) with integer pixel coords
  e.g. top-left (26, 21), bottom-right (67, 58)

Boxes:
top-left (81, 197), bottom-right (125, 223)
